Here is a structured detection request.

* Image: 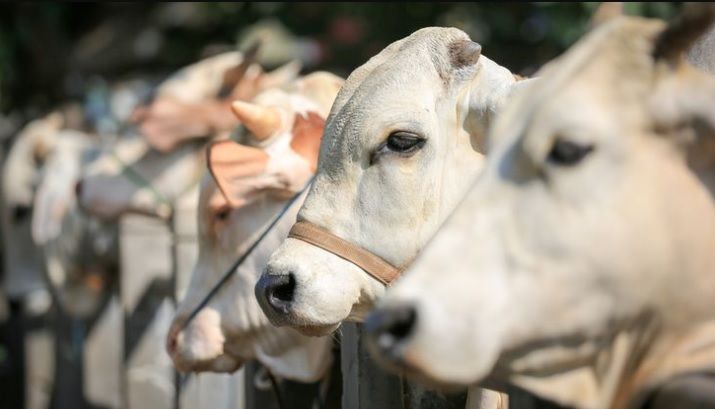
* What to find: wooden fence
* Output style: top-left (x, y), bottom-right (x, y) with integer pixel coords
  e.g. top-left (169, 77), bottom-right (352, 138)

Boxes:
top-left (11, 184), bottom-right (562, 409)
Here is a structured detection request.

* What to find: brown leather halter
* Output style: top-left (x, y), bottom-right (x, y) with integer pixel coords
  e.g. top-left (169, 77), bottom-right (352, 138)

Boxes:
top-left (287, 221), bottom-right (403, 286)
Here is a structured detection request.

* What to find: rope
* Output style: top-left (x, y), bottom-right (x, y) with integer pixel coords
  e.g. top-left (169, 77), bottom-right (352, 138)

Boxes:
top-left (266, 369), bottom-right (286, 409)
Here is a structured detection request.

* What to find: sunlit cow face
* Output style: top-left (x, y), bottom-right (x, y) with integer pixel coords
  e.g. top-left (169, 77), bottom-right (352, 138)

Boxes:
top-left (258, 27), bottom-right (519, 335)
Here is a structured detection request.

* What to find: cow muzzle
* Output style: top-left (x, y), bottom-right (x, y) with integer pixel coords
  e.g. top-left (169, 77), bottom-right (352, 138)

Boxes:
top-left (257, 220), bottom-right (406, 328)
top-left (364, 303), bottom-right (418, 364)
top-left (166, 310), bottom-right (241, 373)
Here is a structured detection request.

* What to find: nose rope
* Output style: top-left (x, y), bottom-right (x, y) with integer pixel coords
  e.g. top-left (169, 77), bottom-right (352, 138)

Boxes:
top-left (287, 221), bottom-right (403, 286)
top-left (180, 177), bottom-right (314, 330)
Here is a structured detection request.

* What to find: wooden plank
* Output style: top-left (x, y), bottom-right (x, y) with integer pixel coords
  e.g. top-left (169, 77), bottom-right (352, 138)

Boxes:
top-left (84, 296), bottom-right (122, 408)
top-left (244, 361), bottom-right (282, 409)
top-left (172, 186), bottom-right (246, 409)
top-left (341, 323), bottom-right (404, 409)
top-left (120, 214), bottom-right (175, 409)
top-left (180, 372), bottom-right (245, 409)
top-left (25, 324), bottom-right (53, 409)
top-left (0, 300), bottom-right (25, 409)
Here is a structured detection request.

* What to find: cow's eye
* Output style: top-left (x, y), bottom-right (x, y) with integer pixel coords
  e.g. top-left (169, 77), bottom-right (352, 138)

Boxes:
top-left (547, 138), bottom-right (594, 166)
top-left (386, 131), bottom-right (425, 154)
top-left (371, 131), bottom-right (426, 164)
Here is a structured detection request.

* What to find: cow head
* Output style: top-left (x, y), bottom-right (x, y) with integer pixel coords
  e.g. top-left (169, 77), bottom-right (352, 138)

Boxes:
top-left (167, 73), bottom-right (342, 380)
top-left (132, 48), bottom-right (302, 153)
top-left (367, 9), bottom-right (715, 408)
top-left (257, 27), bottom-right (520, 335)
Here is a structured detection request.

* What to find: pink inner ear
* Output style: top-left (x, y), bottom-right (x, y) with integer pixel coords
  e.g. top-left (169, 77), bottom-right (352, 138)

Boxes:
top-left (290, 112), bottom-right (326, 171)
top-left (207, 139), bottom-right (269, 207)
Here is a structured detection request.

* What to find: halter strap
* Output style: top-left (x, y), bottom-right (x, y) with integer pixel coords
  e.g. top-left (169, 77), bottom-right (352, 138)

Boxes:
top-left (287, 221), bottom-right (402, 286)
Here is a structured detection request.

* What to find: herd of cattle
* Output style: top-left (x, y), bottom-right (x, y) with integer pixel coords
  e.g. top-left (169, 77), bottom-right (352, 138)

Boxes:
top-left (2, 3), bottom-right (715, 409)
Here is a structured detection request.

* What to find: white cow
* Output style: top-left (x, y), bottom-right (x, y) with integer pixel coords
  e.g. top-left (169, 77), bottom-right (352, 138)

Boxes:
top-left (167, 72), bottom-right (343, 382)
top-left (255, 27), bottom-right (520, 409)
top-left (368, 9), bottom-right (715, 409)
top-left (256, 27), bottom-right (521, 334)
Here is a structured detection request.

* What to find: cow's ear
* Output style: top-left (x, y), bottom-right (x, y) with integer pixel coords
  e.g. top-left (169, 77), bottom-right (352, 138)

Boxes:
top-left (589, 2), bottom-right (623, 29)
top-left (653, 4), bottom-right (715, 66)
top-left (449, 40), bottom-right (481, 70)
top-left (650, 5), bottom-right (715, 144)
top-left (290, 112), bottom-right (325, 171)
top-left (206, 139), bottom-right (269, 208)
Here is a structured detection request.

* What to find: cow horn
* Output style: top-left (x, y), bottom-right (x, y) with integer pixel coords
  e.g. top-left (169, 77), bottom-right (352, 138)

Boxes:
top-left (654, 3), bottom-right (715, 64)
top-left (449, 40), bottom-right (482, 68)
top-left (231, 100), bottom-right (282, 140)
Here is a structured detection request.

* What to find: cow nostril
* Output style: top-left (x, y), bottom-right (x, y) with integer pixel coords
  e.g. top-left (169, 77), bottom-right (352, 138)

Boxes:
top-left (264, 273), bottom-right (296, 312)
top-left (386, 308), bottom-right (415, 340)
top-left (273, 273), bottom-right (295, 302)
top-left (365, 304), bottom-right (417, 357)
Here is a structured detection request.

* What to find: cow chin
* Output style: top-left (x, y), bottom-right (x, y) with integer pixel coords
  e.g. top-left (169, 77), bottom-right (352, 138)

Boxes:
top-left (258, 238), bottom-right (384, 332)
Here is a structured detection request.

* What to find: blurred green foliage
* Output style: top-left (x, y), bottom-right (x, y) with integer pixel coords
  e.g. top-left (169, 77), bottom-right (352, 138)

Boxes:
top-left (0, 2), bottom-right (681, 117)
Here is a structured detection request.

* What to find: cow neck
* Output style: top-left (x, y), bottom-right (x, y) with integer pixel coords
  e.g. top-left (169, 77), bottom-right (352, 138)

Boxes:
top-left (507, 319), bottom-right (715, 409)
top-left (287, 221), bottom-right (403, 286)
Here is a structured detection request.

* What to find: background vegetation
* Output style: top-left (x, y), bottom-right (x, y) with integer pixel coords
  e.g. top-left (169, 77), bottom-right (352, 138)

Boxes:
top-left (0, 3), bottom-right (681, 121)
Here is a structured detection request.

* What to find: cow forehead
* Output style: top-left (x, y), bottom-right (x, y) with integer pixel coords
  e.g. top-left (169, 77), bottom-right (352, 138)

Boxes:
top-left (489, 17), bottom-right (664, 159)
top-left (329, 26), bottom-right (472, 124)
top-left (319, 34), bottom-right (469, 167)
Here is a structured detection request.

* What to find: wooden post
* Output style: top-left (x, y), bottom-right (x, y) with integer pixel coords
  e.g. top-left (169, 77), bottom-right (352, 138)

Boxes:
top-left (84, 296), bottom-right (122, 408)
top-left (172, 186), bottom-right (246, 409)
top-left (341, 323), bottom-right (404, 409)
top-left (244, 361), bottom-right (282, 409)
top-left (120, 213), bottom-right (175, 409)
